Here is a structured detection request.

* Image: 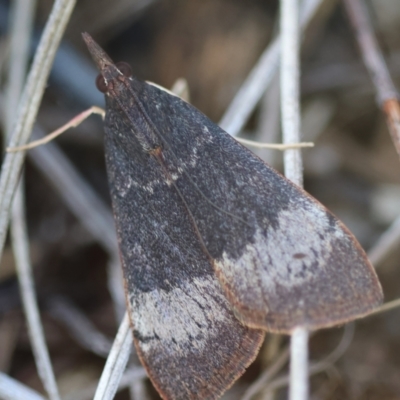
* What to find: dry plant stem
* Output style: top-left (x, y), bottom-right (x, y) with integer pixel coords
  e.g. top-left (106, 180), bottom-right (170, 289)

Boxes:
top-left (7, 106), bottom-right (105, 152)
top-left (47, 297), bottom-right (113, 357)
top-left (219, 37), bottom-right (279, 136)
top-left (219, 0), bottom-right (325, 137)
top-left (242, 324), bottom-right (354, 400)
top-left (63, 367), bottom-right (147, 400)
top-left (280, 0), bottom-right (308, 399)
top-left (170, 78), bottom-right (190, 102)
top-left (281, 0), bottom-right (303, 186)
top-left (241, 345), bottom-right (290, 400)
top-left (264, 366), bottom-right (332, 395)
top-left (370, 297), bottom-right (400, 316)
top-left (262, 325), bottom-right (354, 396)
top-left (256, 77), bottom-right (281, 165)
top-left (129, 380), bottom-right (149, 400)
top-left (0, 0), bottom-right (76, 263)
top-left (0, 315), bottom-right (21, 371)
top-left (93, 313), bottom-right (134, 400)
top-left (4, 0), bottom-right (35, 133)
top-left (367, 214), bottom-right (400, 267)
top-left (236, 138), bottom-right (314, 150)
top-left (289, 328), bottom-right (309, 400)
top-left (28, 128), bottom-right (117, 254)
top-left (81, 0), bottom-right (157, 37)
top-left (10, 191), bottom-right (60, 400)
top-left (383, 99), bottom-right (400, 157)
top-left (0, 372), bottom-right (46, 400)
top-left (107, 258), bottom-right (128, 321)
top-left (343, 0), bottom-right (400, 157)
top-left (5, 1), bottom-right (60, 399)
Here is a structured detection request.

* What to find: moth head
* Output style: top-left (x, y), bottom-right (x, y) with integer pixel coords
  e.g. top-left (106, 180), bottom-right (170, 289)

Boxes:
top-left (82, 32), bottom-right (133, 94)
top-left (96, 62), bottom-right (133, 93)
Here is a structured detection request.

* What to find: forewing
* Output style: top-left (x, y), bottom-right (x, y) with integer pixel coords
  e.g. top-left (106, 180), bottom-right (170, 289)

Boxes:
top-left (104, 103), bottom-right (264, 400)
top-left (136, 82), bottom-right (383, 333)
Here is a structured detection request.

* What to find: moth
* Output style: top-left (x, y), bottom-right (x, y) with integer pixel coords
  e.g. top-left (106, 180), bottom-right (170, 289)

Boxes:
top-left (82, 33), bottom-right (382, 400)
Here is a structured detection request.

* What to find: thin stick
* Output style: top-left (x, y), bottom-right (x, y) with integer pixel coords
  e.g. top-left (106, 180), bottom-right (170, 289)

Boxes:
top-left (280, 0), bottom-right (309, 399)
top-left (28, 127), bottom-right (117, 253)
top-left (0, 372), bottom-right (46, 400)
top-left (255, 77), bottom-right (281, 165)
top-left (4, 0), bottom-right (35, 135)
top-left (93, 313), bottom-right (134, 400)
top-left (241, 345), bottom-right (290, 400)
top-left (242, 324), bottom-right (354, 399)
top-left (0, 0), bottom-right (76, 264)
top-left (47, 297), bottom-right (113, 357)
top-left (367, 214), bottom-right (400, 267)
top-left (289, 328), bottom-right (309, 400)
top-left (170, 78), bottom-right (190, 102)
top-left (343, 0), bottom-right (400, 158)
top-left (63, 367), bottom-right (147, 400)
top-left (5, 1), bottom-right (60, 399)
top-left (219, 0), bottom-right (325, 137)
top-left (261, 324), bottom-right (354, 396)
top-left (219, 37), bottom-right (280, 136)
top-left (236, 138), bottom-right (314, 150)
top-left (107, 258), bottom-right (127, 321)
top-left (281, 0), bottom-right (303, 186)
top-left (11, 193), bottom-right (61, 400)
top-left (6, 106), bottom-right (105, 152)
top-left (369, 297), bottom-right (400, 316)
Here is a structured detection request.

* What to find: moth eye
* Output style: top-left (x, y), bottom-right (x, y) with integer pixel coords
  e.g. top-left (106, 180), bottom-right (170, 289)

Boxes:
top-left (96, 74), bottom-right (108, 93)
top-left (116, 61), bottom-right (132, 77)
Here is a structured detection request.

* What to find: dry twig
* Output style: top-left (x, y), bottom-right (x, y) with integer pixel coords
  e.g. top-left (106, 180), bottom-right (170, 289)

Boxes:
top-left (0, 0), bottom-right (76, 264)
top-left (4, 0), bottom-right (60, 399)
top-left (343, 0), bottom-right (400, 158)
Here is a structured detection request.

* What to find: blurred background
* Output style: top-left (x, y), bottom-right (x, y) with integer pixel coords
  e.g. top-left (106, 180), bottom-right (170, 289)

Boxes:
top-left (1, 0), bottom-right (400, 399)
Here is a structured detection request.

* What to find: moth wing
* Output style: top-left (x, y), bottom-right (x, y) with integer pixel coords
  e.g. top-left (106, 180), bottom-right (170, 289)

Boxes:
top-left (211, 181), bottom-right (383, 333)
top-left (127, 270), bottom-right (264, 400)
top-left (141, 84), bottom-right (383, 334)
top-left (104, 105), bottom-right (264, 400)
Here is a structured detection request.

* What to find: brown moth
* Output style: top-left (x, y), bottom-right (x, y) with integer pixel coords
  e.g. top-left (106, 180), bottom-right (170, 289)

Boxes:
top-left (83, 33), bottom-right (382, 400)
